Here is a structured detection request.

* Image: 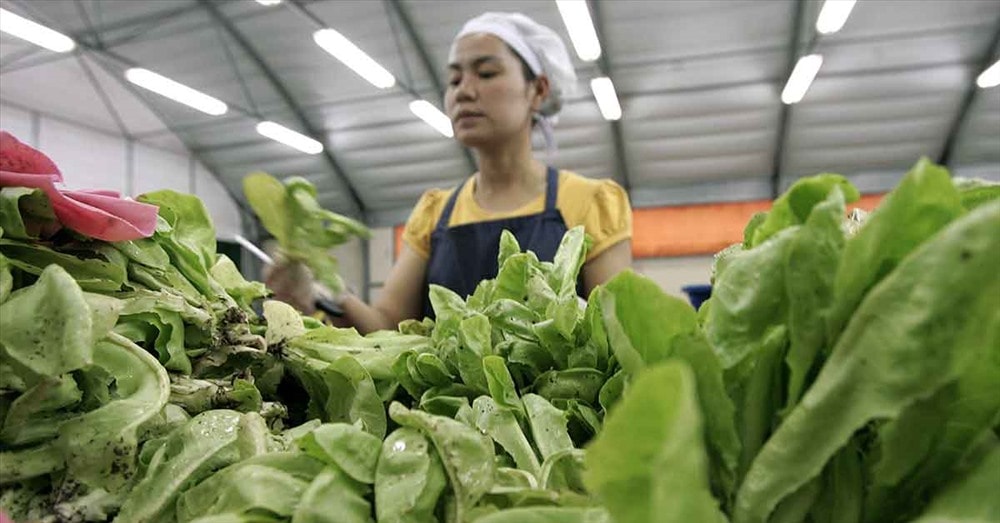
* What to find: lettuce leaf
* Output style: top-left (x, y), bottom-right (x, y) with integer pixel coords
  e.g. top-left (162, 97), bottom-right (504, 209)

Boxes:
top-left (734, 201), bottom-right (1000, 523)
top-left (584, 360), bottom-right (726, 523)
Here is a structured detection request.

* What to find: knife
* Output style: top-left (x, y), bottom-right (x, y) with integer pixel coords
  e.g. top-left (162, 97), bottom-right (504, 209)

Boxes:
top-left (233, 234), bottom-right (344, 317)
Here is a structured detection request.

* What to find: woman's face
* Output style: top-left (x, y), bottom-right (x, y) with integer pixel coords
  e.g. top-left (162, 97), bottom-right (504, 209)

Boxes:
top-left (445, 33), bottom-right (547, 148)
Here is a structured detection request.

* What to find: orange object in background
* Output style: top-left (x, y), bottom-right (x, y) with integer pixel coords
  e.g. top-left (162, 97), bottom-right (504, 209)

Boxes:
top-left (393, 194), bottom-right (885, 260)
top-left (632, 193), bottom-right (884, 258)
top-left (394, 225), bottom-right (405, 261)
top-left (632, 200), bottom-right (772, 258)
top-left (853, 193), bottom-right (884, 212)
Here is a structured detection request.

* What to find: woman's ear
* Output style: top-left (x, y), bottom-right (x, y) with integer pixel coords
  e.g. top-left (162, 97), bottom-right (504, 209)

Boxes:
top-left (530, 75), bottom-right (551, 112)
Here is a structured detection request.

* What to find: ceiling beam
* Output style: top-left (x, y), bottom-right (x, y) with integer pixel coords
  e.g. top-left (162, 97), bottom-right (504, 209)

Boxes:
top-left (198, 0), bottom-right (366, 218)
top-left (590, 0), bottom-right (632, 192)
top-left (74, 53), bottom-right (130, 138)
top-left (938, 20), bottom-right (1000, 167)
top-left (386, 0), bottom-right (478, 173)
top-left (769, 0), bottom-right (809, 198)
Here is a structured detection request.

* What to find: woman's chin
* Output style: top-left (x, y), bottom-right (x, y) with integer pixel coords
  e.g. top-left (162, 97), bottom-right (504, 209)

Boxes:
top-left (454, 130), bottom-right (490, 148)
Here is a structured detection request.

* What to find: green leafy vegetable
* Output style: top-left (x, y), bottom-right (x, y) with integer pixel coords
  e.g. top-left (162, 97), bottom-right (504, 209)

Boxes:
top-left (243, 172), bottom-right (370, 294)
top-left (734, 201), bottom-right (999, 523)
top-left (375, 427), bottom-right (448, 523)
top-left (585, 360), bottom-right (725, 523)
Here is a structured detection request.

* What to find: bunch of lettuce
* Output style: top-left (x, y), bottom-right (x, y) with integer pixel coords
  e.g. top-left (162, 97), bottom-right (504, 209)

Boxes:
top-left (96, 224), bottom-right (632, 522)
top-left (581, 159), bottom-right (1000, 523)
top-left (243, 226), bottom-right (624, 521)
top-left (243, 172), bottom-right (371, 295)
top-left (0, 186), bottom-right (285, 415)
top-left (3, 156), bottom-right (998, 523)
top-left (0, 261), bottom-right (171, 520)
top-left (0, 185), bottom-right (289, 519)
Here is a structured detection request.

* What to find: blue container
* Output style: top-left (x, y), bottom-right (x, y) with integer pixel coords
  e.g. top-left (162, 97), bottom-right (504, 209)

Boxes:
top-left (681, 284), bottom-right (712, 310)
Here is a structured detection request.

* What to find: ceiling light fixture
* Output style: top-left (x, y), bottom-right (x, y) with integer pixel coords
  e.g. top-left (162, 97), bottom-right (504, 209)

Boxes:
top-left (256, 121), bottom-right (324, 155)
top-left (125, 68), bottom-right (228, 116)
top-left (816, 0), bottom-right (857, 35)
top-left (0, 7), bottom-right (75, 53)
top-left (590, 76), bottom-right (622, 121)
top-left (555, 0), bottom-right (602, 61)
top-left (313, 28), bottom-right (396, 89)
top-left (409, 100), bottom-right (454, 138)
top-left (976, 59), bottom-right (1000, 89)
top-left (781, 54), bottom-right (823, 104)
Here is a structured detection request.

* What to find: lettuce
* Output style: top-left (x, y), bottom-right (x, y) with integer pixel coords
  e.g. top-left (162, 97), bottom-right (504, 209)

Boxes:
top-left (734, 201), bottom-right (999, 523)
top-left (3, 156), bottom-right (995, 522)
top-left (243, 172), bottom-right (370, 294)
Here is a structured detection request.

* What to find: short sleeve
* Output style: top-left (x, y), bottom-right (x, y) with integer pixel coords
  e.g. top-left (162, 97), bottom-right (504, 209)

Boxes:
top-left (402, 189), bottom-right (450, 259)
top-left (583, 179), bottom-right (632, 260)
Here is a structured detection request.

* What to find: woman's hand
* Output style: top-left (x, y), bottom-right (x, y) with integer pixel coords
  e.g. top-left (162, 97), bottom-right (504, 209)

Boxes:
top-left (263, 254), bottom-right (319, 314)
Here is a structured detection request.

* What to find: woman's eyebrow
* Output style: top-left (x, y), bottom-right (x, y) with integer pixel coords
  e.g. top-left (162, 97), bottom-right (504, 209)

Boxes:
top-left (448, 55), bottom-right (502, 70)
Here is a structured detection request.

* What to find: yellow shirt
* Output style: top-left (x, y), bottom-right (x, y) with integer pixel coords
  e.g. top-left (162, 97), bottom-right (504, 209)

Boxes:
top-left (403, 170), bottom-right (632, 262)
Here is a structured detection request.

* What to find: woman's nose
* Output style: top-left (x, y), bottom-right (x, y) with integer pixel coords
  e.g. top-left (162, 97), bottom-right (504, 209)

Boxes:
top-left (453, 76), bottom-right (476, 102)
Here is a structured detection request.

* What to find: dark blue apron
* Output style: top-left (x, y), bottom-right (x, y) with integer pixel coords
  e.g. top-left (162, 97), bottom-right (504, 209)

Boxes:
top-left (423, 166), bottom-right (569, 319)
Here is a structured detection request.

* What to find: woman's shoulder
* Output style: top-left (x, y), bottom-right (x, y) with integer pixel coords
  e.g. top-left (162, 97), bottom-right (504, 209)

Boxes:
top-left (403, 186), bottom-right (460, 258)
top-left (556, 170), bottom-right (632, 259)
top-left (414, 187), bottom-right (455, 211)
top-left (557, 170), bottom-right (629, 205)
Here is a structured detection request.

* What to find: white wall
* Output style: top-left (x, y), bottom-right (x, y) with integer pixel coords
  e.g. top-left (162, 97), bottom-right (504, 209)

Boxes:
top-left (366, 226), bottom-right (395, 301)
top-left (332, 237), bottom-right (365, 296)
top-left (0, 103), bottom-right (32, 142)
top-left (0, 102), bottom-right (242, 240)
top-left (633, 255), bottom-right (715, 301)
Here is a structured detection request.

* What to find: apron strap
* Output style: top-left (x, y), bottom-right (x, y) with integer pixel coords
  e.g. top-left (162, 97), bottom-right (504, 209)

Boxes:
top-left (434, 179), bottom-right (467, 232)
top-left (544, 166), bottom-right (559, 211)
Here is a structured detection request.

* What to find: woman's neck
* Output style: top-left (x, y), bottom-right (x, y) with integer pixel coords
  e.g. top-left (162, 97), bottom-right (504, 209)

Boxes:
top-left (474, 133), bottom-right (544, 196)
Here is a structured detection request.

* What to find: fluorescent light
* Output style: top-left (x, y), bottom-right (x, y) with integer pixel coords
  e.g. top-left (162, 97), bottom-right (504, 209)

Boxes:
top-left (409, 100), bottom-right (453, 138)
top-left (977, 59), bottom-right (1000, 89)
top-left (125, 68), bottom-right (228, 115)
top-left (256, 121), bottom-right (323, 155)
top-left (313, 28), bottom-right (395, 89)
top-left (590, 77), bottom-right (621, 121)
top-left (0, 7), bottom-right (75, 53)
top-left (816, 0), bottom-right (857, 35)
top-left (781, 54), bottom-right (823, 105)
top-left (254, 0), bottom-right (282, 5)
top-left (555, 0), bottom-right (601, 61)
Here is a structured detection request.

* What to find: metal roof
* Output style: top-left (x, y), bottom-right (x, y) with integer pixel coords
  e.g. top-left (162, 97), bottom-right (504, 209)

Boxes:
top-left (2, 0), bottom-right (998, 226)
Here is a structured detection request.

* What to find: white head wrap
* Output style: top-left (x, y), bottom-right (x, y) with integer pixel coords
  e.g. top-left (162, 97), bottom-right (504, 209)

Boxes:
top-left (450, 12), bottom-right (577, 154)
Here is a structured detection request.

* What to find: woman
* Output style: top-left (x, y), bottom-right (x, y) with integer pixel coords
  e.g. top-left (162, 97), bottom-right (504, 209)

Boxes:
top-left (269, 12), bottom-right (632, 333)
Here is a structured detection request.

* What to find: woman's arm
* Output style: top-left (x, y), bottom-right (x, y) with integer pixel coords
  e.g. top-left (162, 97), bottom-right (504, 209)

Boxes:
top-left (336, 245), bottom-right (428, 334)
top-left (582, 239), bottom-right (632, 296)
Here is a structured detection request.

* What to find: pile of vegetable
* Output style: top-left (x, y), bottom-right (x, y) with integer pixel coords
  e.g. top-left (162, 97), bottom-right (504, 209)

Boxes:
top-left (1, 145), bottom-right (998, 523)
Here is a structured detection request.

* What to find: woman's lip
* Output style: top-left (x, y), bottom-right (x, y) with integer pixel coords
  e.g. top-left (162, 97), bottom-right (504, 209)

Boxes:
top-left (455, 113), bottom-right (484, 121)
top-left (454, 116), bottom-right (484, 128)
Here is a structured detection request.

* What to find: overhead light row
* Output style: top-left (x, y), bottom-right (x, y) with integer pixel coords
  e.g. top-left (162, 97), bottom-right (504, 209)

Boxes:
top-left (126, 67), bottom-right (321, 154)
top-left (0, 7), bottom-right (75, 52)
top-left (0, 5), bottom-right (449, 149)
top-left (781, 0), bottom-right (859, 105)
top-left (815, 0), bottom-right (857, 35)
top-left (3, 3), bottom-right (998, 148)
top-left (555, 1), bottom-right (622, 122)
top-left (978, 59), bottom-right (1000, 89)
